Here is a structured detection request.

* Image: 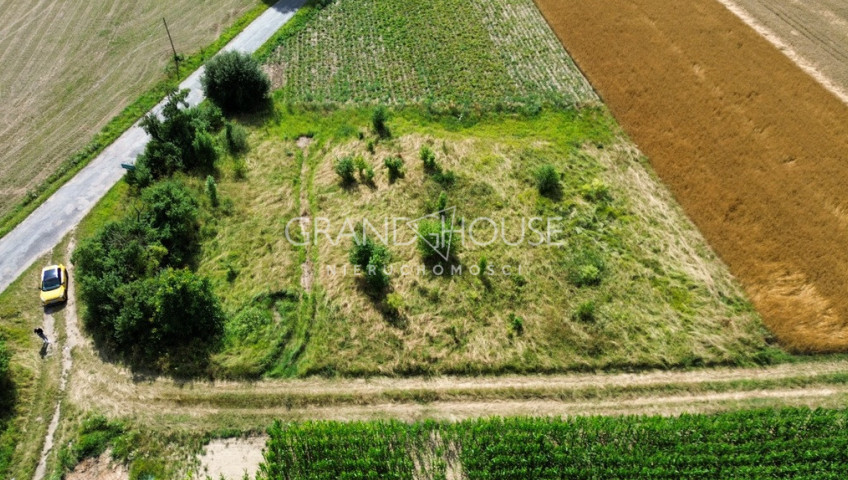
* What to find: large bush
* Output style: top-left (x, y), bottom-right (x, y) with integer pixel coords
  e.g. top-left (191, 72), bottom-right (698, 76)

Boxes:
top-left (113, 269), bottom-right (224, 358)
top-left (72, 180), bottom-right (218, 369)
top-left (130, 89), bottom-right (220, 184)
top-left (140, 180), bottom-right (199, 266)
top-left (349, 235), bottom-right (391, 293)
top-left (202, 51), bottom-right (270, 113)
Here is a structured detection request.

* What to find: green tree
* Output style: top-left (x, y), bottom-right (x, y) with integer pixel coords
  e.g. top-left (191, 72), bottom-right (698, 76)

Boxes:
top-left (372, 106), bottom-right (390, 138)
top-left (141, 180), bottom-right (199, 266)
top-left (417, 219), bottom-right (457, 263)
top-left (73, 180), bottom-right (203, 353)
top-left (202, 51), bottom-right (270, 113)
top-left (384, 156), bottom-right (404, 182)
top-left (134, 89), bottom-right (219, 178)
top-left (349, 235), bottom-right (391, 293)
top-left (112, 269), bottom-right (224, 360)
top-left (191, 130), bottom-right (218, 170)
top-left (149, 269), bottom-right (224, 351)
top-left (72, 217), bottom-right (160, 334)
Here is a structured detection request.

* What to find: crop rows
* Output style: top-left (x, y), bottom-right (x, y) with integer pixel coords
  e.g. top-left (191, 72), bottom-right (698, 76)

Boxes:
top-left (473, 0), bottom-right (597, 104)
top-left (259, 408), bottom-right (848, 479)
top-left (266, 0), bottom-right (597, 110)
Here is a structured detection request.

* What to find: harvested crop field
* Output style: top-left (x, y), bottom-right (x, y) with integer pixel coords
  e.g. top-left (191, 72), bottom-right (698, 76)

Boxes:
top-left (723, 0), bottom-right (848, 103)
top-left (534, 0), bottom-right (848, 351)
top-left (0, 0), bottom-right (258, 218)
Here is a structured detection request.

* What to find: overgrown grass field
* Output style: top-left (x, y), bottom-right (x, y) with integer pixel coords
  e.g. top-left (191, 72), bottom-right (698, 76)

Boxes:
top-left (264, 0), bottom-right (598, 110)
top-left (185, 106), bottom-right (774, 377)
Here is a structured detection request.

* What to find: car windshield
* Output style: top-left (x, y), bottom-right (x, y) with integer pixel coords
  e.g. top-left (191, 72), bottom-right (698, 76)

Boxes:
top-left (42, 269), bottom-right (61, 291)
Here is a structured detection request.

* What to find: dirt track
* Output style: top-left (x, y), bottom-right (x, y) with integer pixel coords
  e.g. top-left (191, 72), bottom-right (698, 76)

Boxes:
top-left (534, 0), bottom-right (848, 352)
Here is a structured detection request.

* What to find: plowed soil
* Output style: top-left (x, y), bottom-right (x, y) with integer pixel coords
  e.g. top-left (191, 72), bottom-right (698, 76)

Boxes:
top-left (534, 0), bottom-right (848, 352)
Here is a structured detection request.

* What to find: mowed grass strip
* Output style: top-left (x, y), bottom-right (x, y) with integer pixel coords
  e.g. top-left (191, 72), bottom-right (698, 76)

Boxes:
top-left (264, 0), bottom-right (597, 110)
top-left (0, 0), bottom-right (261, 222)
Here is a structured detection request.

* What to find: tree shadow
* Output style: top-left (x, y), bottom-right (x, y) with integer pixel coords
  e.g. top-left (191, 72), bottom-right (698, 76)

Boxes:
top-left (340, 179), bottom-right (361, 192)
top-left (82, 316), bottom-right (218, 384)
top-left (421, 252), bottom-right (465, 278)
top-left (376, 299), bottom-right (407, 329)
top-left (0, 375), bottom-right (17, 424)
top-left (229, 98), bottom-right (277, 128)
top-left (539, 183), bottom-right (563, 202)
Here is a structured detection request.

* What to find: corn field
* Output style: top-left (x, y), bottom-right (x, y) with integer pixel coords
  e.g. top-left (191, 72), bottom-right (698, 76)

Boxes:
top-left (259, 408), bottom-right (848, 479)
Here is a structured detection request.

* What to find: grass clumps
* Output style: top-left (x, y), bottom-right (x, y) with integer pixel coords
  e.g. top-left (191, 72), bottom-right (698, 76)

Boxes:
top-left (567, 247), bottom-right (606, 287)
top-left (581, 178), bottom-right (612, 203)
top-left (535, 164), bottom-right (561, 198)
top-left (349, 234), bottom-right (391, 294)
top-left (334, 156), bottom-right (357, 184)
top-left (384, 156), bottom-right (405, 182)
top-left (575, 300), bottom-right (596, 322)
top-left (420, 145), bottom-right (438, 172)
top-left (508, 313), bottom-right (524, 336)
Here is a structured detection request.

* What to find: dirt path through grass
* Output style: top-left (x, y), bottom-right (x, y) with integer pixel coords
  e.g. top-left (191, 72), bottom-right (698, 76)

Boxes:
top-left (296, 136), bottom-right (314, 293)
top-left (68, 315), bottom-right (848, 422)
top-left (33, 239), bottom-right (76, 480)
top-left (534, 0), bottom-right (848, 352)
top-left (53, 232), bottom-right (848, 471)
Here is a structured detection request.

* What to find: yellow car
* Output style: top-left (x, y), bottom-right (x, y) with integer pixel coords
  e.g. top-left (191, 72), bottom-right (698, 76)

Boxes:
top-left (40, 264), bottom-right (68, 306)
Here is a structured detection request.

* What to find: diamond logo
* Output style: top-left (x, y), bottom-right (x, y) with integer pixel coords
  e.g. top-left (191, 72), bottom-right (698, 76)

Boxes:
top-left (406, 206), bottom-right (457, 261)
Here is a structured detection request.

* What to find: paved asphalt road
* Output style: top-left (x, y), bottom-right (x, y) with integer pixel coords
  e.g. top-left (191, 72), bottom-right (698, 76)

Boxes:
top-left (0, 0), bottom-right (305, 294)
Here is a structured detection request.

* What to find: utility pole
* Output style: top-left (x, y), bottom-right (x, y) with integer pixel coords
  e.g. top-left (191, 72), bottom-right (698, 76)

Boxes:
top-left (163, 17), bottom-right (179, 76)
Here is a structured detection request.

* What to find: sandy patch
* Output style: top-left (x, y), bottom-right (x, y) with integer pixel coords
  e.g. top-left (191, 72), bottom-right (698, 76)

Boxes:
top-left (198, 436), bottom-right (268, 480)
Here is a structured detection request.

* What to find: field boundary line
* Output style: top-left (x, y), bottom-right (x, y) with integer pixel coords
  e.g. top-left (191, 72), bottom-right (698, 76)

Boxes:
top-left (715, 0), bottom-right (848, 106)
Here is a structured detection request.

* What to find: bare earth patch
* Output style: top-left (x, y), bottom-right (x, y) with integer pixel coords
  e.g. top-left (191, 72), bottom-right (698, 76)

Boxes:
top-left (66, 451), bottom-right (128, 480)
top-left (198, 436), bottom-right (268, 480)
